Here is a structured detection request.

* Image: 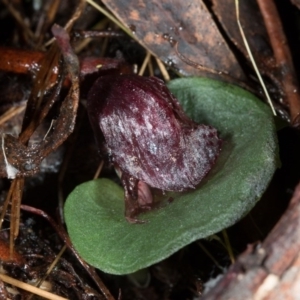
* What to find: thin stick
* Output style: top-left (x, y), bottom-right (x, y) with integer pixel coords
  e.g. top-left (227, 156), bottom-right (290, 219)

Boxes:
top-left (43, 119), bottom-right (55, 140)
top-left (93, 160), bottom-right (104, 179)
top-left (235, 0), bottom-right (276, 116)
top-left (10, 178), bottom-right (24, 258)
top-left (27, 245), bottom-right (68, 300)
top-left (222, 230), bottom-right (235, 264)
top-left (198, 241), bottom-right (224, 271)
top-left (0, 273), bottom-right (68, 300)
top-left (0, 105), bottom-right (26, 127)
top-left (256, 0), bottom-right (300, 125)
top-left (148, 57), bottom-right (154, 76)
top-left (45, 0), bottom-right (86, 46)
top-left (2, 0), bottom-right (35, 39)
top-left (0, 180), bottom-right (16, 230)
top-left (85, 0), bottom-right (134, 39)
top-left (248, 213), bottom-right (264, 238)
top-left (175, 42), bottom-right (228, 76)
top-left (74, 29), bottom-right (124, 39)
top-left (138, 52), bottom-right (151, 76)
top-left (155, 57), bottom-right (170, 82)
top-left (74, 18), bottom-right (110, 53)
top-left (35, 0), bottom-right (60, 46)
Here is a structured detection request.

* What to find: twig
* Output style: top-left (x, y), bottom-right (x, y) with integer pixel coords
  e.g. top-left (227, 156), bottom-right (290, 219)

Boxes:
top-left (235, 0), bottom-right (276, 116)
top-left (148, 57), bottom-right (154, 76)
top-left (198, 241), bottom-right (224, 272)
top-left (0, 180), bottom-right (16, 229)
top-left (93, 160), bottom-right (104, 179)
top-left (155, 57), bottom-right (170, 82)
top-left (138, 52), bottom-right (151, 76)
top-left (74, 30), bottom-right (124, 40)
top-left (0, 105), bottom-right (26, 126)
top-left (85, 0), bottom-right (134, 39)
top-left (222, 230), bottom-right (235, 264)
top-left (256, 0), bottom-right (300, 125)
top-left (26, 245), bottom-right (67, 300)
top-left (10, 178), bottom-right (23, 257)
top-left (45, 0), bottom-right (86, 47)
top-left (1, 0), bottom-right (35, 40)
top-left (64, 0), bottom-right (86, 33)
top-left (0, 273), bottom-right (68, 300)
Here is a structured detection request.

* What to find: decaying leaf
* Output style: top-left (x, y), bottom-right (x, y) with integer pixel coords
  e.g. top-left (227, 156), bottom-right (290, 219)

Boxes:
top-left (212, 0), bottom-right (277, 82)
top-left (0, 25), bottom-right (79, 178)
top-left (101, 0), bottom-right (246, 82)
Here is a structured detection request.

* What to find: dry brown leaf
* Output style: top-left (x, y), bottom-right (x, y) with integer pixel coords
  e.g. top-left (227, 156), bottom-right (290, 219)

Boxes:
top-left (101, 0), bottom-right (245, 81)
top-left (212, 0), bottom-right (277, 77)
top-left (0, 25), bottom-right (80, 178)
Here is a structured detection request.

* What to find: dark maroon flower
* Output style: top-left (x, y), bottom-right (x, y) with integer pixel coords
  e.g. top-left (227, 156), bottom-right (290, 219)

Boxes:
top-left (87, 75), bottom-right (222, 222)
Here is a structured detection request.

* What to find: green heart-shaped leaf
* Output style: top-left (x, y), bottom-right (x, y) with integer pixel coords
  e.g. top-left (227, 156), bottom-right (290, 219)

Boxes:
top-left (64, 77), bottom-right (279, 275)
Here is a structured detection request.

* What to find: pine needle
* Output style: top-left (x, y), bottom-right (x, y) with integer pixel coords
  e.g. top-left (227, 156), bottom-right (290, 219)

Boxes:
top-left (235, 0), bottom-right (276, 116)
top-left (0, 273), bottom-right (68, 300)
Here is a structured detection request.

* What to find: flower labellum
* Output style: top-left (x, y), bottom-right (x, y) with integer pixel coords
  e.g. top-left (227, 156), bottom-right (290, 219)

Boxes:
top-left (87, 75), bottom-right (222, 222)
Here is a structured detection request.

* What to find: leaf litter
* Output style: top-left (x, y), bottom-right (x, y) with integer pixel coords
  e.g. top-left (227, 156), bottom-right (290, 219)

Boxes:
top-left (0, 0), bottom-right (299, 299)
